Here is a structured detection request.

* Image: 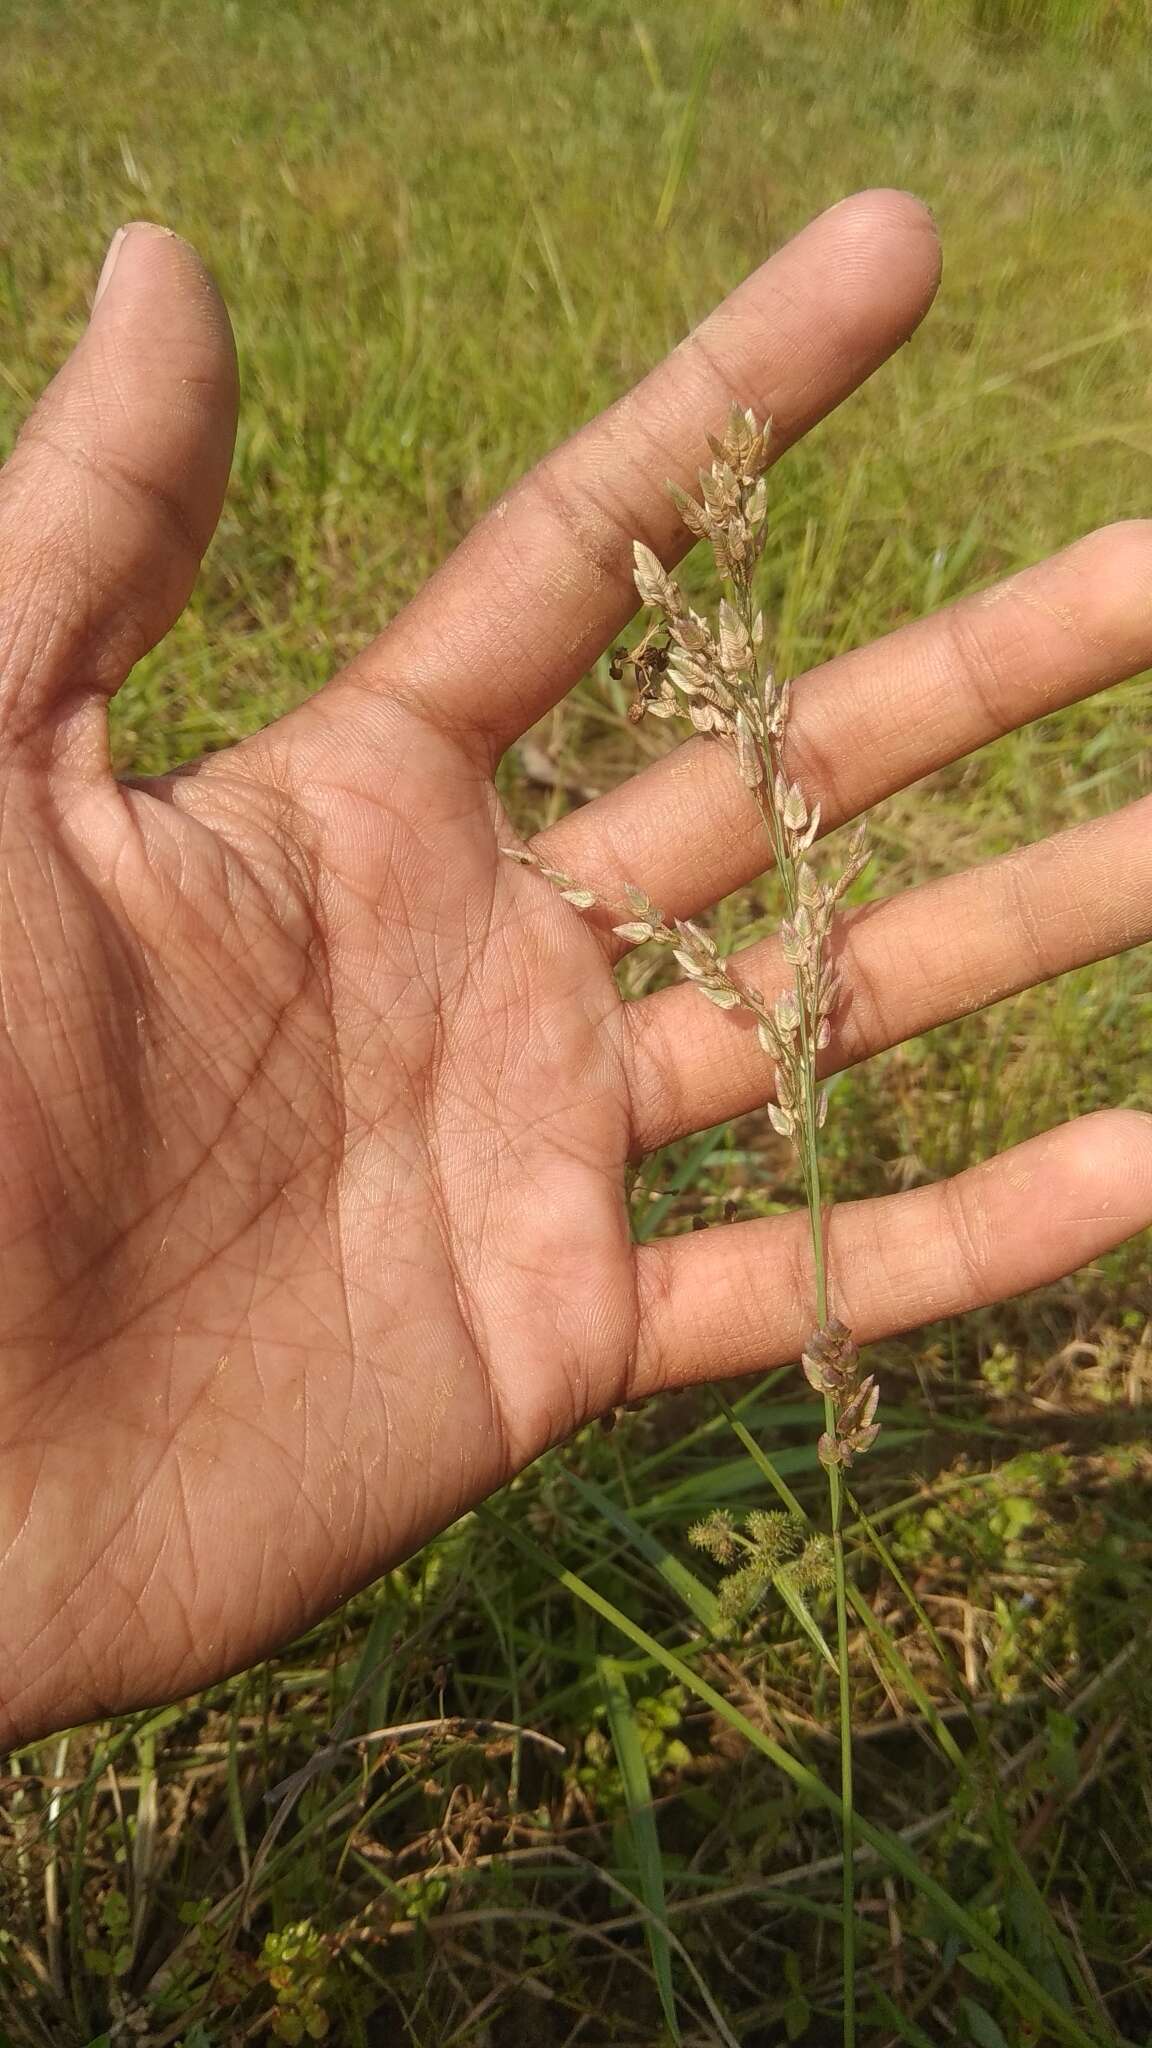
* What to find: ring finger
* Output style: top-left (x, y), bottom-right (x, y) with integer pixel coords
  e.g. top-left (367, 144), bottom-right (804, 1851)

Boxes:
top-left (623, 793), bottom-right (1152, 1155)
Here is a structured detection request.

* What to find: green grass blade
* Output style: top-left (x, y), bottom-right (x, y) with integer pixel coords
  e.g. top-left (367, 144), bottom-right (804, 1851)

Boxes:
top-left (654, 20), bottom-right (724, 234)
top-left (565, 1469), bottom-right (723, 1634)
top-left (774, 1570), bottom-right (838, 1674)
top-left (225, 1689), bottom-right (251, 1889)
top-left (958, 1996), bottom-right (1011, 2047)
top-left (718, 1392), bottom-right (967, 1762)
top-left (851, 1493), bottom-right (1095, 2005)
top-left (477, 1503), bottom-right (1106, 2048)
top-left (598, 1656), bottom-right (681, 2043)
top-left (711, 1388), bottom-right (807, 1518)
top-left (846, 1584), bottom-right (969, 1776)
top-left (868, 1989), bottom-right (939, 2046)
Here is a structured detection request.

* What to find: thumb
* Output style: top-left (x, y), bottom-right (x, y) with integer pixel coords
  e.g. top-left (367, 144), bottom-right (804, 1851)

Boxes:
top-left (0, 221), bottom-right (238, 755)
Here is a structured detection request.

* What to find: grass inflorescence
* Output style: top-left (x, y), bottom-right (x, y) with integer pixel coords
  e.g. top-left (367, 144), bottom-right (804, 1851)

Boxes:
top-left (509, 401), bottom-right (889, 2035)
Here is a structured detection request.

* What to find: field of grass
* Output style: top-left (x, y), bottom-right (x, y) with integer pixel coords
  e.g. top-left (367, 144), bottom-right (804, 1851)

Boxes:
top-left (1, 0), bottom-right (1151, 2042)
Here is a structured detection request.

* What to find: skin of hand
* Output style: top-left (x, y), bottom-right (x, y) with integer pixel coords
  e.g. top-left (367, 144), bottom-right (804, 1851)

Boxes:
top-left (0, 191), bottom-right (1150, 1747)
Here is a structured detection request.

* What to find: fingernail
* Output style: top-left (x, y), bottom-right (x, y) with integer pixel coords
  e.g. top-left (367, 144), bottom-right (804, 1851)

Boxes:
top-left (91, 221), bottom-right (174, 313)
top-left (93, 225), bottom-right (129, 311)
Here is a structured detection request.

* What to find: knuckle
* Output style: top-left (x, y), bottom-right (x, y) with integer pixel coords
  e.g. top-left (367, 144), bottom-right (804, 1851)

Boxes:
top-left (631, 1240), bottom-right (677, 1385)
top-left (522, 454), bottom-right (643, 599)
top-left (943, 599), bottom-right (1006, 733)
top-left (1002, 855), bottom-right (1053, 979)
top-left (942, 1172), bottom-right (993, 1300)
top-left (831, 909), bottom-right (896, 1058)
top-left (623, 995), bottom-right (691, 1155)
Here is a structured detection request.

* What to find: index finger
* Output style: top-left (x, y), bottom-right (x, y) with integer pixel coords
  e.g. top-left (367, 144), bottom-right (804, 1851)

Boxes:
top-left (334, 189), bottom-right (940, 759)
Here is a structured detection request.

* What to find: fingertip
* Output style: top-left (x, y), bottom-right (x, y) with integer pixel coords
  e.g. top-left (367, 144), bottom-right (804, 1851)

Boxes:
top-left (92, 218), bottom-right (235, 363)
top-left (92, 221), bottom-right (186, 309)
top-left (740, 186), bottom-right (942, 452)
top-left (1064, 1100), bottom-right (1152, 1142)
top-left (83, 219), bottom-right (239, 522)
top-left (1069, 1106), bottom-right (1152, 1206)
top-left (828, 185), bottom-right (939, 237)
top-left (0, 219), bottom-right (241, 723)
top-left (818, 186), bottom-right (942, 305)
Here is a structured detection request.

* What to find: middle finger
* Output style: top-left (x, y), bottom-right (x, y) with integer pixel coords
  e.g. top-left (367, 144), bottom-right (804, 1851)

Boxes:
top-left (624, 793), bottom-right (1152, 1156)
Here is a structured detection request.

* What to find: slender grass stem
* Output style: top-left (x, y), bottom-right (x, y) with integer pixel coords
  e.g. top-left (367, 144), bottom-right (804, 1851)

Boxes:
top-left (731, 542), bottom-right (856, 2040)
top-left (779, 829), bottom-right (856, 2046)
top-left (546, 410), bottom-right (879, 2042)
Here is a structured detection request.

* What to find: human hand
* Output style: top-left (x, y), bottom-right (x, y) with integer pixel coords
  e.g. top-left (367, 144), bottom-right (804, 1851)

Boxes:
top-left (1, 193), bottom-right (1149, 1744)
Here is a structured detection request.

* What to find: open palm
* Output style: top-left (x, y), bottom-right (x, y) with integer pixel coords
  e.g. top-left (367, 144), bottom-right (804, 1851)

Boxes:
top-left (1, 194), bottom-right (1150, 1746)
